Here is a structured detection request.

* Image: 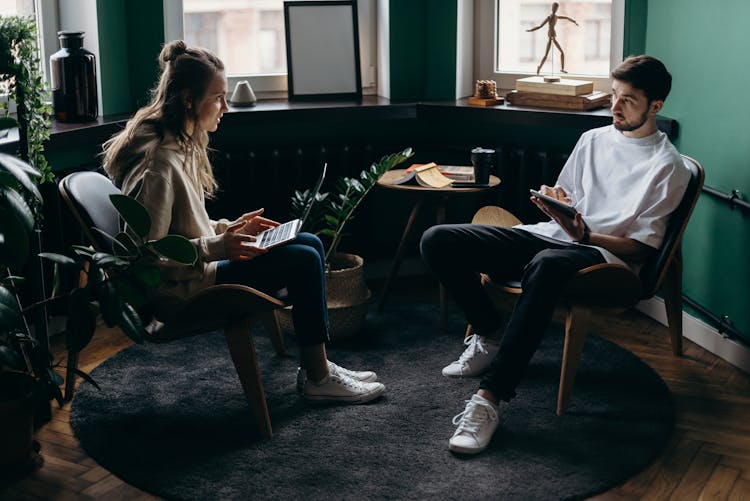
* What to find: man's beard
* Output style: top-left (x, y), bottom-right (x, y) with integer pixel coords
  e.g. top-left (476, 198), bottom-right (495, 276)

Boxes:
top-left (614, 109), bottom-right (649, 132)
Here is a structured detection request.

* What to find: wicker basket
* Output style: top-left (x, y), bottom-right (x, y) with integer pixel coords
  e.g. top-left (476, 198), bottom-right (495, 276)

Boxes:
top-left (278, 253), bottom-right (371, 340)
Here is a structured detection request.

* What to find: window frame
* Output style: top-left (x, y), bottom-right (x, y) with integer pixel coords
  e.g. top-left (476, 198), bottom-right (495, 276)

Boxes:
top-left (474, 0), bottom-right (625, 93)
top-left (164, 0), bottom-right (377, 100)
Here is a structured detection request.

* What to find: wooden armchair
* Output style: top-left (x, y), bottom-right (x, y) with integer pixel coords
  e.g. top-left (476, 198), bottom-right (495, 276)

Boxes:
top-left (470, 155), bottom-right (704, 415)
top-left (59, 171), bottom-right (289, 438)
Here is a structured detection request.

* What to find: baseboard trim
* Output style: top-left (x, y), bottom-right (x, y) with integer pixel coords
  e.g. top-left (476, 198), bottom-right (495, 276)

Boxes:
top-left (637, 297), bottom-right (750, 374)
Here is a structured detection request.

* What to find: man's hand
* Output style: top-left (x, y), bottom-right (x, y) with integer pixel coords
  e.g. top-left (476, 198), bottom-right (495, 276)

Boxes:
top-left (228, 208), bottom-right (280, 236)
top-left (530, 185), bottom-right (588, 242)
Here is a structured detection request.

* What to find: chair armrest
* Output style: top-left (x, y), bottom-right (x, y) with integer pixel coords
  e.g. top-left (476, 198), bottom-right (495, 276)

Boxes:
top-left (472, 206), bottom-right (522, 227)
top-left (565, 263), bottom-right (642, 308)
top-left (151, 285), bottom-right (288, 341)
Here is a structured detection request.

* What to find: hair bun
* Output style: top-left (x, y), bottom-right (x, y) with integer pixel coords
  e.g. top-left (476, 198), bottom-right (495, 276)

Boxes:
top-left (160, 40), bottom-right (188, 66)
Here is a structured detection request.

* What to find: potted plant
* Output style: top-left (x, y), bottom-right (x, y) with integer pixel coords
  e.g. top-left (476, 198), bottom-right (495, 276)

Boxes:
top-left (40, 188), bottom-right (198, 400)
top-left (0, 153), bottom-right (197, 473)
top-left (286, 147), bottom-right (414, 339)
top-left (0, 153), bottom-right (60, 473)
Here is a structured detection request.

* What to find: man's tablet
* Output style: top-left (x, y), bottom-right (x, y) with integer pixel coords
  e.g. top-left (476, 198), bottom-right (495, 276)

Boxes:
top-left (529, 189), bottom-right (577, 218)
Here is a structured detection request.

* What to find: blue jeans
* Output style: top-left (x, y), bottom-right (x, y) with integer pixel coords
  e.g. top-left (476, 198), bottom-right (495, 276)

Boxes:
top-left (420, 225), bottom-right (605, 402)
top-left (215, 232), bottom-right (329, 347)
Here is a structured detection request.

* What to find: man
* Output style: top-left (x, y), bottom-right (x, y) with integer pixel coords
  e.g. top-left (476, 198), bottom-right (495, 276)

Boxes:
top-left (420, 55), bottom-right (690, 455)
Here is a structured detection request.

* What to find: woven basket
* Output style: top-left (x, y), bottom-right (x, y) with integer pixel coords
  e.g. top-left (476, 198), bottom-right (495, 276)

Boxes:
top-left (278, 253), bottom-right (371, 340)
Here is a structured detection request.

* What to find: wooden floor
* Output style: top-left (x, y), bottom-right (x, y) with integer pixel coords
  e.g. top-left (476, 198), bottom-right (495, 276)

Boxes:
top-left (2, 299), bottom-right (750, 500)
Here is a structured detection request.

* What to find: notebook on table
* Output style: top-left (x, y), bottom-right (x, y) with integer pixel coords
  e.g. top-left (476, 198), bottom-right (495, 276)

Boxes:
top-left (247, 163), bottom-right (327, 249)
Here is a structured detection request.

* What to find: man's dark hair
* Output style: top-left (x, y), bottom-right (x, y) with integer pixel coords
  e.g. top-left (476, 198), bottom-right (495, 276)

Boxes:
top-left (611, 55), bottom-right (672, 102)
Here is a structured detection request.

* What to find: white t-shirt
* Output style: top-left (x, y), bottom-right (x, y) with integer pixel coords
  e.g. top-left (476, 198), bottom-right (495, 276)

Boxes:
top-left (515, 125), bottom-right (691, 269)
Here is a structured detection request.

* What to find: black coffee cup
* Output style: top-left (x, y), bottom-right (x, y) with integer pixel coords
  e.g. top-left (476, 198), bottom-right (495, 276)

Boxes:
top-left (471, 147), bottom-right (494, 184)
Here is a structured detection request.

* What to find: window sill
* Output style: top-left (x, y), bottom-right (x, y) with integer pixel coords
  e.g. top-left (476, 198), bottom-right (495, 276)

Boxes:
top-left (0, 96), bottom-right (677, 155)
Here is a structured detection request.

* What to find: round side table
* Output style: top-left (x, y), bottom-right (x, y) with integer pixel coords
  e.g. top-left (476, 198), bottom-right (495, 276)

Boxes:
top-left (376, 169), bottom-right (501, 331)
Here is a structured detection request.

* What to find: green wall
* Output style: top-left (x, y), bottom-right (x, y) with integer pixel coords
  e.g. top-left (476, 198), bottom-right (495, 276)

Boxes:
top-left (389, 0), bottom-right (457, 101)
top-left (96, 0), bottom-right (163, 115)
top-left (645, 0), bottom-right (750, 340)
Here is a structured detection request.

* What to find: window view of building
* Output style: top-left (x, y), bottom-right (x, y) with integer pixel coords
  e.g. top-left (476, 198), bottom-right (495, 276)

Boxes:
top-left (183, 0), bottom-right (286, 77)
top-left (0, 0), bottom-right (33, 17)
top-left (497, 0), bottom-right (612, 77)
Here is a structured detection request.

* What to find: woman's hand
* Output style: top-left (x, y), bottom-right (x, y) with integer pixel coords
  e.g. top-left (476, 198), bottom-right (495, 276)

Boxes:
top-left (223, 224), bottom-right (268, 261)
top-left (229, 208), bottom-right (280, 236)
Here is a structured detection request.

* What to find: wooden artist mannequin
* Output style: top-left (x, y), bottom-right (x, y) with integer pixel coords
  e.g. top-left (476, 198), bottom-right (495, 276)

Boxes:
top-left (527, 2), bottom-right (579, 76)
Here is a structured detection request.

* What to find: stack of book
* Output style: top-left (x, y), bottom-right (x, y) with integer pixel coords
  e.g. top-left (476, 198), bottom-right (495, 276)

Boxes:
top-left (506, 76), bottom-right (610, 111)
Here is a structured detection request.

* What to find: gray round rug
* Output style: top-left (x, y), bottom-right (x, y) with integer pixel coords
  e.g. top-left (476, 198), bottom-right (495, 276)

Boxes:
top-left (70, 301), bottom-right (674, 501)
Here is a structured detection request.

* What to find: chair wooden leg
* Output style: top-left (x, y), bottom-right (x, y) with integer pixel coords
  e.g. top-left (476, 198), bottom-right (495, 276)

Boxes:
top-left (224, 318), bottom-right (273, 438)
top-left (262, 311), bottom-right (288, 356)
top-left (557, 305), bottom-right (590, 416)
top-left (662, 256), bottom-right (684, 356)
top-left (465, 324), bottom-right (473, 338)
top-left (64, 350), bottom-right (79, 401)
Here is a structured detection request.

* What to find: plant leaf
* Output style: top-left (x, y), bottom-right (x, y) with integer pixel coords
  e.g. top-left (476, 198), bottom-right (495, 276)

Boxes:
top-left (149, 235), bottom-right (197, 265)
top-left (38, 252), bottom-right (77, 267)
top-left (0, 301), bottom-right (23, 330)
top-left (71, 245), bottom-right (96, 258)
top-left (92, 253), bottom-right (129, 269)
top-left (132, 263), bottom-right (161, 288)
top-left (114, 231), bottom-right (139, 257)
top-left (0, 153), bottom-right (42, 202)
top-left (91, 227), bottom-right (125, 254)
top-left (0, 206), bottom-right (30, 271)
top-left (110, 194), bottom-right (151, 238)
top-left (0, 185), bottom-right (34, 233)
top-left (118, 303), bottom-right (145, 343)
top-left (112, 276), bottom-right (147, 309)
top-left (96, 280), bottom-right (123, 327)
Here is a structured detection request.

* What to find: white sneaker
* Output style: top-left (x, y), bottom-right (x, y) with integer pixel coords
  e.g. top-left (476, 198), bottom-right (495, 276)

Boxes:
top-left (442, 334), bottom-right (500, 377)
top-left (448, 394), bottom-right (500, 454)
top-left (296, 361), bottom-right (378, 392)
top-left (303, 365), bottom-right (385, 404)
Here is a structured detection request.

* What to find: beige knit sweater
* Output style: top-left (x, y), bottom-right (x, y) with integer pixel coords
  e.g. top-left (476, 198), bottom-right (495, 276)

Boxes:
top-left (118, 133), bottom-right (230, 317)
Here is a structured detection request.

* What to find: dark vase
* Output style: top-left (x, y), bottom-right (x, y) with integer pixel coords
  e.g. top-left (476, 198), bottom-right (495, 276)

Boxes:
top-left (50, 31), bottom-right (98, 122)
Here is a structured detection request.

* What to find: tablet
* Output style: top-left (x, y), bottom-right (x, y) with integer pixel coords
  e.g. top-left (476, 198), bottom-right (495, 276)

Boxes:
top-left (529, 189), bottom-right (577, 218)
top-left (246, 219), bottom-right (302, 249)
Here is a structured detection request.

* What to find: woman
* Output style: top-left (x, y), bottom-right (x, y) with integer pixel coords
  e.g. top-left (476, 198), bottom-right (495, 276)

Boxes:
top-left (103, 40), bottom-right (384, 404)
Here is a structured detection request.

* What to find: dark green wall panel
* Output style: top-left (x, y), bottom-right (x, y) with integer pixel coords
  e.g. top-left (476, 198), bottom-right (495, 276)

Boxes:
top-left (96, 0), bottom-right (131, 115)
top-left (125, 0), bottom-right (164, 110)
top-left (645, 0), bottom-right (750, 340)
top-left (96, 0), bottom-right (163, 115)
top-left (389, 0), bottom-right (456, 101)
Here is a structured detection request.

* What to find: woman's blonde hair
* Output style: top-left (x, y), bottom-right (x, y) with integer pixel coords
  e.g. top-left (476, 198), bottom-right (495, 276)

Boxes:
top-left (102, 40), bottom-right (224, 197)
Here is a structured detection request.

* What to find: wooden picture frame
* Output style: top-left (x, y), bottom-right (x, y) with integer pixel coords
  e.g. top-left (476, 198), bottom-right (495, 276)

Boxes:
top-left (283, 0), bottom-right (362, 101)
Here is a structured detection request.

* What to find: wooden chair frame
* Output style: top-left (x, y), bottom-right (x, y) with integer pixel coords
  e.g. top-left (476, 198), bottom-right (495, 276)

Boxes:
top-left (59, 171), bottom-right (289, 438)
top-left (468, 155), bottom-right (704, 415)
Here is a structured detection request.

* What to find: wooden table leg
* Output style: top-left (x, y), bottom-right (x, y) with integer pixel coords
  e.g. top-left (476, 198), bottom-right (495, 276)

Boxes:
top-left (377, 197), bottom-right (426, 311)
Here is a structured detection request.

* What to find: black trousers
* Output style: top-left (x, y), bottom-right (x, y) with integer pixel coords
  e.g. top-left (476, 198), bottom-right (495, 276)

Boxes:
top-left (420, 225), bottom-right (605, 402)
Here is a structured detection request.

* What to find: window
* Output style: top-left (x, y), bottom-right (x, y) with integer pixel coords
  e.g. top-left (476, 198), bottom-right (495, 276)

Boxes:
top-left (0, 1), bottom-right (58, 107)
top-left (476, 0), bottom-right (624, 93)
top-left (165, 0), bottom-right (377, 99)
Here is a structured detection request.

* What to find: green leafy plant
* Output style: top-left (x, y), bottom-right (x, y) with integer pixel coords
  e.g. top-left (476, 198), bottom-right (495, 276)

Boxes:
top-left (0, 15), bottom-right (52, 182)
top-left (0, 152), bottom-right (61, 404)
top-left (39, 193), bottom-right (198, 363)
top-left (291, 147), bottom-right (414, 263)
